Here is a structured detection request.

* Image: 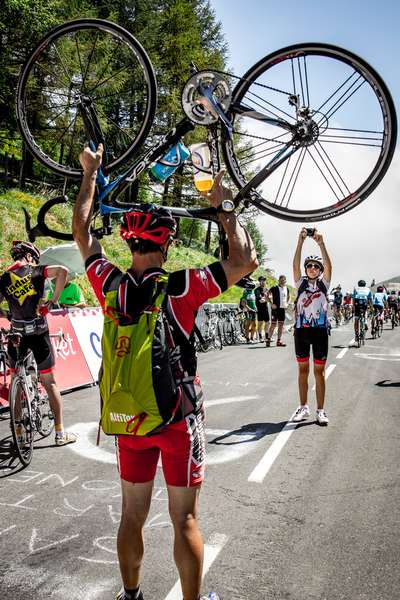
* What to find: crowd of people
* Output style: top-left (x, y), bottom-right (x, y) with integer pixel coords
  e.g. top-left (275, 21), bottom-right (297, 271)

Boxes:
top-left (0, 141), bottom-right (397, 599)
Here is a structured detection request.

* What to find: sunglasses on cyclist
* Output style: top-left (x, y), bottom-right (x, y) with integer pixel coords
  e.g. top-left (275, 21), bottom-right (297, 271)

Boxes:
top-left (306, 263), bottom-right (321, 270)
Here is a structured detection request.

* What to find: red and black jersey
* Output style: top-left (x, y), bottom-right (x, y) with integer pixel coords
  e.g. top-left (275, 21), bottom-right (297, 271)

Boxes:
top-left (0, 262), bottom-right (48, 322)
top-left (85, 254), bottom-right (227, 340)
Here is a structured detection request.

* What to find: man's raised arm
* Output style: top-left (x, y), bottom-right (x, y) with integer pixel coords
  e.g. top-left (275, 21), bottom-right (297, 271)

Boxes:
top-left (72, 144), bottom-right (104, 262)
top-left (205, 171), bottom-right (258, 287)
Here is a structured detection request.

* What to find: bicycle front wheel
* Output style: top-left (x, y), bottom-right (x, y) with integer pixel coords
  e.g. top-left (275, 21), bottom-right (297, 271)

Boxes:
top-left (223, 43), bottom-right (397, 222)
top-left (9, 377), bottom-right (34, 466)
top-left (36, 392), bottom-right (54, 438)
top-left (16, 18), bottom-right (157, 178)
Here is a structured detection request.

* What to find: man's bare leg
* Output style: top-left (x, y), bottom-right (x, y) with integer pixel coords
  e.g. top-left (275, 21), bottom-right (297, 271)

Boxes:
top-left (168, 485), bottom-right (203, 600)
top-left (117, 480), bottom-right (154, 590)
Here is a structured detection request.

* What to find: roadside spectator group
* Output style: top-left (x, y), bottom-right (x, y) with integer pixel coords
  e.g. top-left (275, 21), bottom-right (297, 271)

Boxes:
top-left (240, 274), bottom-right (290, 347)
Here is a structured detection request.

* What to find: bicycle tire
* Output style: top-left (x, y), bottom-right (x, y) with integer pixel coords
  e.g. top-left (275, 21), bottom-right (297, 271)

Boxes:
top-left (35, 391), bottom-right (54, 438)
top-left (223, 43), bottom-right (397, 222)
top-left (16, 18), bottom-right (157, 179)
top-left (9, 377), bottom-right (34, 466)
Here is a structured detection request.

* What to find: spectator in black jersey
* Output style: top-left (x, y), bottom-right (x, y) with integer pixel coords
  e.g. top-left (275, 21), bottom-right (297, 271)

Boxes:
top-left (0, 241), bottom-right (77, 446)
top-left (255, 276), bottom-right (270, 342)
top-left (267, 275), bottom-right (290, 347)
top-left (72, 143), bottom-right (258, 600)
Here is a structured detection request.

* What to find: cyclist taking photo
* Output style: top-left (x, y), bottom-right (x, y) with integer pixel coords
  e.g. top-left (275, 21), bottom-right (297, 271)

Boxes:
top-left (0, 241), bottom-right (77, 446)
top-left (72, 142), bottom-right (258, 600)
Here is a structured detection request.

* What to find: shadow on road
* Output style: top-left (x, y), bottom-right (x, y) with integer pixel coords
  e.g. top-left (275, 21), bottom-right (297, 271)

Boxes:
top-left (210, 421), bottom-right (289, 445)
top-left (375, 380), bottom-right (400, 388)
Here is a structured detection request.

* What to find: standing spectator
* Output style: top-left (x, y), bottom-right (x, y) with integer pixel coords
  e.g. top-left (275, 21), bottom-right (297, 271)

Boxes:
top-left (72, 142), bottom-right (258, 600)
top-left (291, 229), bottom-right (332, 426)
top-left (267, 275), bottom-right (290, 347)
top-left (241, 282), bottom-right (258, 343)
top-left (255, 276), bottom-right (269, 342)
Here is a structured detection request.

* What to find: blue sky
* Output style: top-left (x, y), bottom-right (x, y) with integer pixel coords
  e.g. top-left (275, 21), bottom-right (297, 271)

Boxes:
top-left (210, 0), bottom-right (400, 290)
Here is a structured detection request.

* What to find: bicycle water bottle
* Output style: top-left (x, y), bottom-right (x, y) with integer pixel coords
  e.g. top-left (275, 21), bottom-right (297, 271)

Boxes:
top-left (190, 143), bottom-right (214, 192)
top-left (150, 142), bottom-right (190, 182)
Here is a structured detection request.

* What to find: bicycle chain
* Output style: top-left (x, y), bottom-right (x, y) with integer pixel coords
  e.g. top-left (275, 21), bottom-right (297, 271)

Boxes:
top-left (211, 69), bottom-right (292, 97)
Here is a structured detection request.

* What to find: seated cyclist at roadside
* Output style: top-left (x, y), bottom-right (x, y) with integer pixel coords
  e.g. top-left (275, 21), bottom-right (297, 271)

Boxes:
top-left (352, 280), bottom-right (372, 339)
top-left (0, 242), bottom-right (77, 446)
top-left (373, 285), bottom-right (388, 319)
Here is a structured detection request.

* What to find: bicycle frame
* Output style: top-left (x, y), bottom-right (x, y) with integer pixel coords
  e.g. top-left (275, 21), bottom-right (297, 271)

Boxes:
top-left (24, 65), bottom-right (302, 243)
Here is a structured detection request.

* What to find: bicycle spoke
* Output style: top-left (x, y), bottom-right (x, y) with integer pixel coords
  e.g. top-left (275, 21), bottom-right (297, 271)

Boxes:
top-left (322, 78), bottom-right (366, 124)
top-left (280, 147), bottom-right (307, 208)
top-left (85, 41), bottom-right (123, 95)
top-left (75, 35), bottom-right (86, 91)
top-left (96, 105), bottom-right (136, 141)
top-left (242, 91), bottom-right (296, 122)
top-left (81, 30), bottom-right (99, 92)
top-left (305, 146), bottom-right (343, 201)
top-left (34, 60), bottom-right (70, 91)
top-left (52, 42), bottom-right (73, 83)
top-left (315, 141), bottom-right (351, 196)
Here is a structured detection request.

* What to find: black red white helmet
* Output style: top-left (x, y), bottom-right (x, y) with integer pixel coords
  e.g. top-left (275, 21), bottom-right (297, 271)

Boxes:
top-left (304, 255), bottom-right (324, 273)
top-left (10, 241), bottom-right (41, 263)
top-left (120, 204), bottom-right (176, 245)
top-left (358, 280), bottom-right (366, 287)
top-left (377, 286), bottom-right (384, 292)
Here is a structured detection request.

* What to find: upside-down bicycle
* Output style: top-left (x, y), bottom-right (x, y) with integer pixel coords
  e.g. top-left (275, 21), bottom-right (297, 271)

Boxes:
top-left (15, 18), bottom-right (397, 242)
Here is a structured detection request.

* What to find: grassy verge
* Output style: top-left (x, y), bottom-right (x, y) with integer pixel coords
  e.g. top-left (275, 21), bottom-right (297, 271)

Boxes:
top-left (0, 188), bottom-right (276, 307)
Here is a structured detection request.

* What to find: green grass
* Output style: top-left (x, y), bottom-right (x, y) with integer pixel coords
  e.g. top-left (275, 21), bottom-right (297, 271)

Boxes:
top-left (0, 188), bottom-right (276, 307)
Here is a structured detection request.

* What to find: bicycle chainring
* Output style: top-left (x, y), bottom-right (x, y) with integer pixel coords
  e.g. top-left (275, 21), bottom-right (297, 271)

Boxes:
top-left (181, 71), bottom-right (231, 125)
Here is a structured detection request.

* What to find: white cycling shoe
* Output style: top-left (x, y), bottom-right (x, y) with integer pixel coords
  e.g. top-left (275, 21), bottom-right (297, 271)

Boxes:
top-left (291, 405), bottom-right (310, 422)
top-left (316, 409), bottom-right (329, 425)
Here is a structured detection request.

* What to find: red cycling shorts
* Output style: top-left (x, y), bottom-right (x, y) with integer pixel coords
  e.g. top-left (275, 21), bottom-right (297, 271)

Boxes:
top-left (116, 411), bottom-right (205, 487)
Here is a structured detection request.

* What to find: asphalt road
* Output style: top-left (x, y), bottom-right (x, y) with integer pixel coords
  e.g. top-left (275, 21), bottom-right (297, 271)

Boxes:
top-left (0, 321), bottom-right (399, 600)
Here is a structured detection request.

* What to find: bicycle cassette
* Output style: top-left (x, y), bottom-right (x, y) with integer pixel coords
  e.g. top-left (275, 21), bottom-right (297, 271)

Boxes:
top-left (181, 70), bottom-right (231, 125)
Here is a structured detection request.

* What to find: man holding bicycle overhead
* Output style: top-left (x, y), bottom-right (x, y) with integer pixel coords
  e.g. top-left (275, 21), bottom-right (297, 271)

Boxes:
top-left (0, 241), bottom-right (77, 446)
top-left (72, 143), bottom-right (258, 600)
top-left (291, 229), bottom-right (332, 426)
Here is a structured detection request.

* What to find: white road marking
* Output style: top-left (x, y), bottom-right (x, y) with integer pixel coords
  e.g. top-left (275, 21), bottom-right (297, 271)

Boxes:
top-left (249, 364), bottom-right (337, 484)
top-left (354, 353), bottom-right (400, 362)
top-left (164, 534), bottom-right (228, 600)
top-left (336, 347), bottom-right (348, 359)
top-left (205, 395), bottom-right (260, 407)
top-left (248, 419), bottom-right (297, 483)
top-left (312, 363), bottom-right (336, 391)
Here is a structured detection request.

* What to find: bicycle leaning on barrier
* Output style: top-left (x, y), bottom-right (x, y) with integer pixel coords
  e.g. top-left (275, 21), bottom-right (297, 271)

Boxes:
top-left (16, 18), bottom-right (397, 251)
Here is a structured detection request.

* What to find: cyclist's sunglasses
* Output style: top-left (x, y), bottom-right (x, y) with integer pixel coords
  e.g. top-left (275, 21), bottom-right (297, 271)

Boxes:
top-left (306, 263), bottom-right (321, 270)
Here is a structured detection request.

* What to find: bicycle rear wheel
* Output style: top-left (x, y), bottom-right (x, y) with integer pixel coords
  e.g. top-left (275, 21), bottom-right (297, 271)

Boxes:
top-left (9, 377), bottom-right (34, 466)
top-left (16, 18), bottom-right (157, 179)
top-left (223, 43), bottom-right (397, 222)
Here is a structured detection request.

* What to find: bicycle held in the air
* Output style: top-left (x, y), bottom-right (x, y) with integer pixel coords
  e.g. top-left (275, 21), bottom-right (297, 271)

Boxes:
top-left (15, 18), bottom-right (397, 243)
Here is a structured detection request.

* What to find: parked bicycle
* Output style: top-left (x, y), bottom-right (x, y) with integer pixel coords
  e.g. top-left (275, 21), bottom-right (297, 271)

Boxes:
top-left (16, 18), bottom-right (397, 245)
top-left (3, 327), bottom-right (64, 466)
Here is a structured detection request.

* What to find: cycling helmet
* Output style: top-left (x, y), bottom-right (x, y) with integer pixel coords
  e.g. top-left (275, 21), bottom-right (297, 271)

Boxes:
top-left (120, 204), bottom-right (176, 245)
top-left (10, 241), bottom-right (40, 263)
top-left (304, 255), bottom-right (324, 273)
top-left (377, 286), bottom-right (384, 292)
top-left (391, 290), bottom-right (396, 295)
top-left (358, 280), bottom-right (366, 287)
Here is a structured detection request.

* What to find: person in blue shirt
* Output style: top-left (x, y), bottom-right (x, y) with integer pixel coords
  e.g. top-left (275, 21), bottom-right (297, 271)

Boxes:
top-left (372, 286), bottom-right (388, 330)
top-left (352, 280), bottom-right (373, 340)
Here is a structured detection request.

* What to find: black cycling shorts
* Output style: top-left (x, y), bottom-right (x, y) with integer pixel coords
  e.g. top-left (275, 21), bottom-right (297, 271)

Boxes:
top-left (257, 304), bottom-right (269, 322)
top-left (271, 307), bottom-right (285, 322)
top-left (294, 327), bottom-right (329, 365)
top-left (373, 305), bottom-right (384, 315)
top-left (8, 332), bottom-right (55, 373)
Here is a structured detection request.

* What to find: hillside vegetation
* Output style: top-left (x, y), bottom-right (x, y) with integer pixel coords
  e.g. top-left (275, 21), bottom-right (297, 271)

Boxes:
top-left (0, 188), bottom-right (276, 307)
